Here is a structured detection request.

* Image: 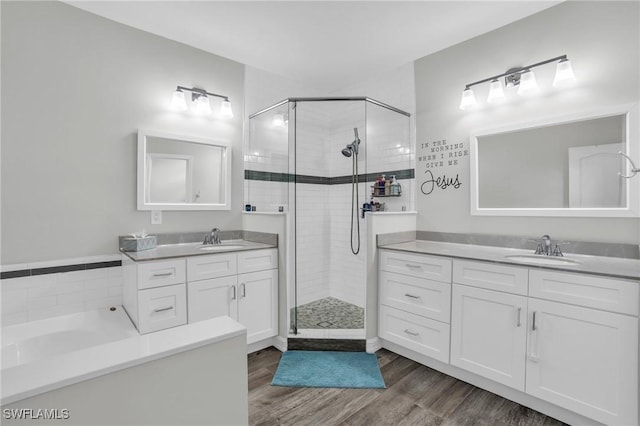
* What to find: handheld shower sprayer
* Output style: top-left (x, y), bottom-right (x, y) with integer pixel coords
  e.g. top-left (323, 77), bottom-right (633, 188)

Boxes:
top-left (341, 128), bottom-right (361, 157)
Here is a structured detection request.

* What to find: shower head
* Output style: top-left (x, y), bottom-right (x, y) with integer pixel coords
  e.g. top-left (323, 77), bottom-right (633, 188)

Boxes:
top-left (341, 128), bottom-right (361, 158)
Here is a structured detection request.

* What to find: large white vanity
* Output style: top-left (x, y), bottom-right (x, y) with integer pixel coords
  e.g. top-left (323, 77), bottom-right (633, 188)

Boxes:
top-left (378, 239), bottom-right (639, 426)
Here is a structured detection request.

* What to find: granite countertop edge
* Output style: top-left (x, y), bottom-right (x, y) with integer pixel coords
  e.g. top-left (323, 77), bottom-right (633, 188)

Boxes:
top-left (378, 240), bottom-right (640, 281)
top-left (122, 240), bottom-right (277, 262)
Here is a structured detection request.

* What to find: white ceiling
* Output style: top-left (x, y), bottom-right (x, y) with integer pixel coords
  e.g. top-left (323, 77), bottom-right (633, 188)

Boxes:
top-left (65, 1), bottom-right (561, 92)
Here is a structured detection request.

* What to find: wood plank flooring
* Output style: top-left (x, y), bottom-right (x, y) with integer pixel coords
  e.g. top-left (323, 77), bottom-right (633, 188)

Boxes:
top-left (248, 347), bottom-right (568, 426)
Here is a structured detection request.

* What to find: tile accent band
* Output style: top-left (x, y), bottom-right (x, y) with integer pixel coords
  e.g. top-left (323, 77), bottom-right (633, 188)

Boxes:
top-left (1, 260), bottom-right (122, 280)
top-left (244, 168), bottom-right (415, 184)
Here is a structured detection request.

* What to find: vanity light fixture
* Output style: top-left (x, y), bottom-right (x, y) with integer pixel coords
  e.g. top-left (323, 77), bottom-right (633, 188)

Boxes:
top-left (170, 86), bottom-right (233, 118)
top-left (487, 79), bottom-right (505, 103)
top-left (459, 54), bottom-right (576, 110)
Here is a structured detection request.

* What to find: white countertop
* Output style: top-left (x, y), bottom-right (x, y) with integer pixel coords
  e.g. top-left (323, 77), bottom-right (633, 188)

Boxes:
top-left (122, 239), bottom-right (276, 262)
top-left (1, 316), bottom-right (246, 406)
top-left (379, 240), bottom-right (640, 280)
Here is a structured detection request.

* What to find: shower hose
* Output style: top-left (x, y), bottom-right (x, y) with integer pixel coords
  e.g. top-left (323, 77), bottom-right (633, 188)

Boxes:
top-left (349, 152), bottom-right (360, 255)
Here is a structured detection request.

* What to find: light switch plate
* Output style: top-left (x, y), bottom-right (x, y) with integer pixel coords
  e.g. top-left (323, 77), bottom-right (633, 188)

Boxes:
top-left (151, 210), bottom-right (162, 224)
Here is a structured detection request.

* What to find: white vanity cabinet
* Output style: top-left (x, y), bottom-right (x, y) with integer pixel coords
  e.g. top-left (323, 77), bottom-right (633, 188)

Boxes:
top-left (378, 248), bottom-right (639, 426)
top-left (122, 257), bottom-right (188, 334)
top-left (187, 248), bottom-right (278, 345)
top-left (378, 249), bottom-right (452, 363)
top-left (526, 270), bottom-right (638, 426)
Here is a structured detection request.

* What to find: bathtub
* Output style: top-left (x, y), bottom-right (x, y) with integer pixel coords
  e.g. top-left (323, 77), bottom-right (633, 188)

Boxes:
top-left (1, 306), bottom-right (139, 369)
top-left (1, 309), bottom-right (248, 425)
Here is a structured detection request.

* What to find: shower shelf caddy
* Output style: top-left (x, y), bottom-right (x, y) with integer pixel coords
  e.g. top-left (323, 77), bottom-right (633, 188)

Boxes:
top-left (371, 186), bottom-right (402, 197)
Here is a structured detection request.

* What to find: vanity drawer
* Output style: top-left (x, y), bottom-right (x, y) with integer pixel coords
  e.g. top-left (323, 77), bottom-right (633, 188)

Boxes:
top-left (379, 305), bottom-right (450, 363)
top-left (379, 271), bottom-right (451, 323)
top-left (137, 259), bottom-right (186, 290)
top-left (238, 248), bottom-right (278, 274)
top-left (453, 260), bottom-right (528, 296)
top-left (529, 269), bottom-right (639, 315)
top-left (379, 249), bottom-right (451, 283)
top-left (137, 284), bottom-right (187, 334)
top-left (187, 253), bottom-right (237, 281)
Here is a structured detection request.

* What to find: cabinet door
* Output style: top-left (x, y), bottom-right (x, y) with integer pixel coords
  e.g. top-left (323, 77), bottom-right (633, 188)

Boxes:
top-left (526, 298), bottom-right (638, 426)
top-left (187, 275), bottom-right (238, 323)
top-left (450, 284), bottom-right (527, 391)
top-left (238, 269), bottom-right (278, 344)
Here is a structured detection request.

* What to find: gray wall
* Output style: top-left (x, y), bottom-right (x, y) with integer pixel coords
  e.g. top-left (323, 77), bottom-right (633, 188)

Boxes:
top-left (415, 1), bottom-right (640, 244)
top-left (1, 1), bottom-right (245, 264)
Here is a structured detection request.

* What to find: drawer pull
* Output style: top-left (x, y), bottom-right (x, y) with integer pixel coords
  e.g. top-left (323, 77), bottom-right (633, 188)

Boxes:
top-left (404, 329), bottom-right (420, 336)
top-left (153, 306), bottom-right (174, 313)
top-left (404, 293), bottom-right (420, 299)
top-left (405, 264), bottom-right (422, 269)
top-left (152, 272), bottom-right (173, 277)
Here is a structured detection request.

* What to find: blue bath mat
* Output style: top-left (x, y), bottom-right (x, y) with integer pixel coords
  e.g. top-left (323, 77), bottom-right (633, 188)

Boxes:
top-left (271, 350), bottom-right (386, 389)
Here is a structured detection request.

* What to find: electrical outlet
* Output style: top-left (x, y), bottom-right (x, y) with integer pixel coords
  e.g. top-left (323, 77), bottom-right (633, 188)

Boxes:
top-left (151, 210), bottom-right (162, 224)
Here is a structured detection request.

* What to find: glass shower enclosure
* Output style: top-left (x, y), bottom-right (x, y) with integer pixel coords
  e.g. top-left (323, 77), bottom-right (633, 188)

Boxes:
top-left (246, 98), bottom-right (412, 340)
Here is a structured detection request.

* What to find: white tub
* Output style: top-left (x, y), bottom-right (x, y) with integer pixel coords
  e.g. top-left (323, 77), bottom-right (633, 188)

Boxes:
top-left (1, 306), bottom-right (138, 369)
top-left (1, 310), bottom-right (248, 425)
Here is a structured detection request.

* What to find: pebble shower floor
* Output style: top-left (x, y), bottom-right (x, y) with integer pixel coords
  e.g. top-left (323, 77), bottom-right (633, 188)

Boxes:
top-left (293, 297), bottom-right (364, 329)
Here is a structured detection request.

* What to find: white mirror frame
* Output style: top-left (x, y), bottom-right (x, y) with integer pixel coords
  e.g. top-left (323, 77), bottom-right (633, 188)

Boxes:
top-left (137, 129), bottom-right (232, 211)
top-left (470, 103), bottom-right (639, 217)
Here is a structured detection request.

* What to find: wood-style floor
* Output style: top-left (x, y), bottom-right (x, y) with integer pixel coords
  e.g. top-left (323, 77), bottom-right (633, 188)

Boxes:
top-left (248, 347), bottom-right (567, 426)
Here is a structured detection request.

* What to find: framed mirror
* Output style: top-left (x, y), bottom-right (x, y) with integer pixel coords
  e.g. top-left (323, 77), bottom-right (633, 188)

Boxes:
top-left (470, 104), bottom-right (639, 217)
top-left (137, 129), bottom-right (231, 210)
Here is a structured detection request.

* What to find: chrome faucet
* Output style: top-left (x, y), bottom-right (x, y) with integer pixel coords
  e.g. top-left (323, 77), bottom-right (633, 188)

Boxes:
top-left (531, 234), bottom-right (567, 257)
top-left (541, 234), bottom-right (552, 256)
top-left (203, 228), bottom-right (222, 245)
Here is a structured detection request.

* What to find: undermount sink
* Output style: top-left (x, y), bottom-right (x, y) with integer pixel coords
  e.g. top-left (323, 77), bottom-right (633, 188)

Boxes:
top-left (200, 245), bottom-right (246, 251)
top-left (505, 254), bottom-right (581, 266)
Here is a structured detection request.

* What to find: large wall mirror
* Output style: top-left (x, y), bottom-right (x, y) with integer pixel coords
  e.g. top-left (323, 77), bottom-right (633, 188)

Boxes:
top-left (137, 130), bottom-right (231, 210)
top-left (470, 104), bottom-right (639, 217)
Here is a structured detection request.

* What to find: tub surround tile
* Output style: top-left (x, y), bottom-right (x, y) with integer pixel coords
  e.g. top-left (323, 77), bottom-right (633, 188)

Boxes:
top-left (1, 265), bottom-right (124, 327)
top-left (1, 259), bottom-right (122, 281)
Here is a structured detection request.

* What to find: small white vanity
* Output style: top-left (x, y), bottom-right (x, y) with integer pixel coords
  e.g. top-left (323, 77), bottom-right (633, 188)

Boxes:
top-left (378, 239), bottom-right (639, 426)
top-left (121, 236), bottom-right (278, 352)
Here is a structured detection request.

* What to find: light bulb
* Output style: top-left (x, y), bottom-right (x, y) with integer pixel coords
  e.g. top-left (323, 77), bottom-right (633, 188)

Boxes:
top-left (553, 59), bottom-right (576, 87)
top-left (170, 89), bottom-right (187, 111)
top-left (517, 70), bottom-right (539, 95)
top-left (272, 113), bottom-right (285, 127)
top-left (195, 95), bottom-right (212, 115)
top-left (220, 99), bottom-right (234, 119)
top-left (459, 88), bottom-right (477, 110)
top-left (487, 79), bottom-right (505, 103)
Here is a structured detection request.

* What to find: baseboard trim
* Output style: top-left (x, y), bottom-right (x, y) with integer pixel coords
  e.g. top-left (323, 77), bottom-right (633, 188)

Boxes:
top-left (366, 337), bottom-right (382, 353)
top-left (248, 336), bottom-right (283, 354)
